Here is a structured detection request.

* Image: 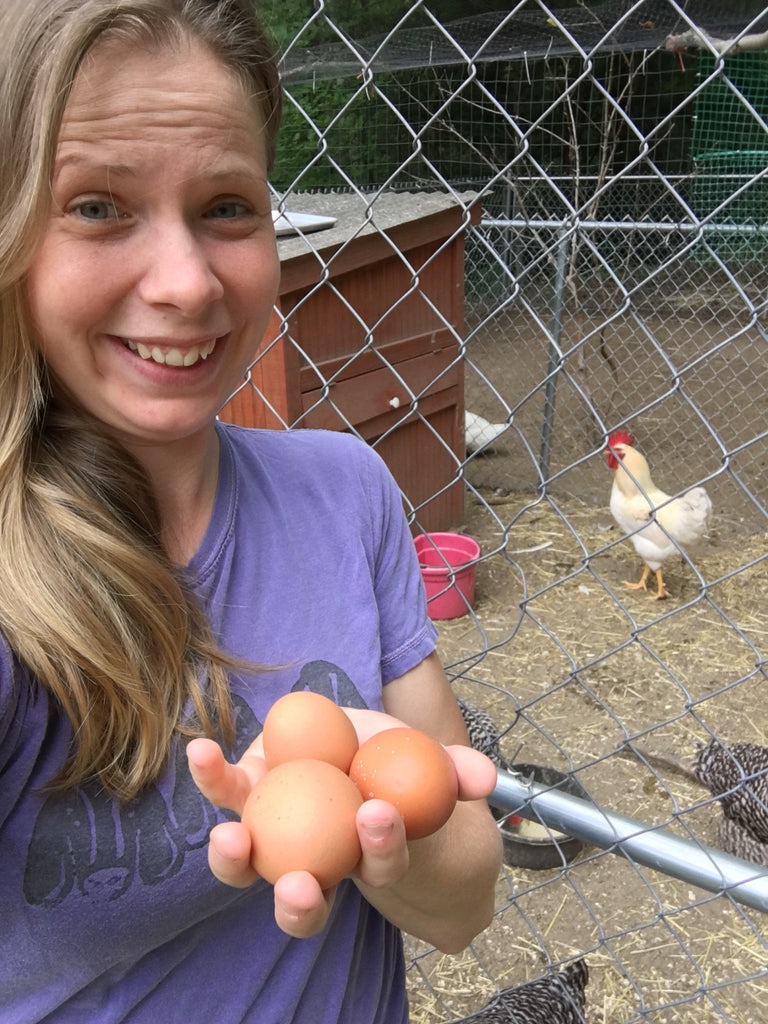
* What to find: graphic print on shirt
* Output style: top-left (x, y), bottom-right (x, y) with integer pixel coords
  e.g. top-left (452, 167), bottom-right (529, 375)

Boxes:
top-left (290, 660), bottom-right (369, 709)
top-left (24, 662), bottom-right (368, 907)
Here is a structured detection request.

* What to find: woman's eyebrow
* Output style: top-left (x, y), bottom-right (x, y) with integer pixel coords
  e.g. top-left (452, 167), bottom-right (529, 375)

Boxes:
top-left (52, 153), bottom-right (270, 192)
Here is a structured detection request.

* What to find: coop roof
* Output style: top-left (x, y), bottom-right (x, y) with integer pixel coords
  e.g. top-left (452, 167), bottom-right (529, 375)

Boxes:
top-left (281, 1), bottom-right (768, 83)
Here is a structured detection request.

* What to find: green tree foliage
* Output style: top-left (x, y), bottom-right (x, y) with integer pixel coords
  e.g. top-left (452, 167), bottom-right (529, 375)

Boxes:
top-left (265, 3), bottom-right (701, 197)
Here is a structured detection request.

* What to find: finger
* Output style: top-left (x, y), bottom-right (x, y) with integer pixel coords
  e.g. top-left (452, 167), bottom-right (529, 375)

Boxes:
top-left (207, 821), bottom-right (260, 888)
top-left (187, 737), bottom-right (265, 816)
top-left (344, 707), bottom-right (404, 746)
top-left (186, 737), bottom-right (245, 814)
top-left (445, 745), bottom-right (498, 801)
top-left (273, 871), bottom-right (334, 938)
top-left (354, 799), bottom-right (409, 889)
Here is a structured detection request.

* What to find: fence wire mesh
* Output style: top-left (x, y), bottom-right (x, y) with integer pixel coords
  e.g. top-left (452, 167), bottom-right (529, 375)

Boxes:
top-left (227, 2), bottom-right (768, 1020)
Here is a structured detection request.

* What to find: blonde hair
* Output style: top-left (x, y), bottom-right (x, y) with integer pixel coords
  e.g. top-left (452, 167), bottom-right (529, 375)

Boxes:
top-left (0, 0), bottom-right (282, 800)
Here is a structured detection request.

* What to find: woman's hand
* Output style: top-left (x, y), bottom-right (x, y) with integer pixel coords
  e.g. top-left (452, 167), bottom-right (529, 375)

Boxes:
top-left (186, 711), bottom-right (496, 940)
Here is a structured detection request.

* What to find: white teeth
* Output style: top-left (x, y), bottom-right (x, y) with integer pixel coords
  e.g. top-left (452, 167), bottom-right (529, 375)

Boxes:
top-left (126, 338), bottom-right (217, 366)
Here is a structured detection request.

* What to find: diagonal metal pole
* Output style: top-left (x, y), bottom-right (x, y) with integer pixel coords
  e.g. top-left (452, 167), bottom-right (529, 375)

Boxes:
top-left (490, 767), bottom-right (768, 913)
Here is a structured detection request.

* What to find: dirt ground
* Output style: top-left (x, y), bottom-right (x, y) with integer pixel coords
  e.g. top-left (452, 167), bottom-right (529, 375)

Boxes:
top-left (405, 494), bottom-right (767, 1024)
top-left (402, 307), bottom-right (768, 1022)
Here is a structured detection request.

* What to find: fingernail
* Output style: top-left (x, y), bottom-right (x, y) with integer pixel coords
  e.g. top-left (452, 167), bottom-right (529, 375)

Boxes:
top-left (363, 821), bottom-right (395, 844)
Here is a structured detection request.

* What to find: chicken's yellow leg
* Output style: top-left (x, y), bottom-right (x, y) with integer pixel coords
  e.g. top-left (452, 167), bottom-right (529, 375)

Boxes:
top-left (623, 565), bottom-right (652, 592)
top-left (652, 567), bottom-right (670, 601)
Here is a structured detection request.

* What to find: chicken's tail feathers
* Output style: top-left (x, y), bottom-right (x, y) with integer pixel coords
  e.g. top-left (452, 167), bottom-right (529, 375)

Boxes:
top-left (657, 485), bottom-right (713, 545)
top-left (549, 957), bottom-right (590, 1021)
top-left (685, 485), bottom-right (713, 516)
top-left (456, 696), bottom-right (514, 770)
top-left (561, 957), bottom-right (589, 999)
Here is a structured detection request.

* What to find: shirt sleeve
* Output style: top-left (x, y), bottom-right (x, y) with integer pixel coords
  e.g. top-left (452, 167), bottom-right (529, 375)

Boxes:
top-left (356, 442), bottom-right (439, 684)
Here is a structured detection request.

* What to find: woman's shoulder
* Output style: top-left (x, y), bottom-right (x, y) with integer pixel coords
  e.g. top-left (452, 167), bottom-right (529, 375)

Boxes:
top-left (219, 423), bottom-right (389, 483)
top-left (220, 422), bottom-right (372, 456)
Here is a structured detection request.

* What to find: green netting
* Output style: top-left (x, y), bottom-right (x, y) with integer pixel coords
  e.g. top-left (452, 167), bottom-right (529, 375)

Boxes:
top-left (690, 52), bottom-right (768, 261)
top-left (692, 52), bottom-right (768, 155)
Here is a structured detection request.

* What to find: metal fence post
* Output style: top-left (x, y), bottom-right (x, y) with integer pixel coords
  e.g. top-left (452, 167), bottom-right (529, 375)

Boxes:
top-left (538, 225), bottom-right (570, 481)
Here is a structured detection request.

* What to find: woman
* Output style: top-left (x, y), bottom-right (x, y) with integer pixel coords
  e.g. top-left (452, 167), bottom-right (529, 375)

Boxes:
top-left (0, 1), bottom-right (503, 1021)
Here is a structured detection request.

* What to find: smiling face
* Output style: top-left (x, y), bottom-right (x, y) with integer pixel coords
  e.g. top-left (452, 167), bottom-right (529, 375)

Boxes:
top-left (25, 35), bottom-right (280, 457)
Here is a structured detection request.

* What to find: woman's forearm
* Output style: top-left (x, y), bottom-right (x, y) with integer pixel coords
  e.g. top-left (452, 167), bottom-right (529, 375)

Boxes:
top-left (355, 797), bottom-right (502, 953)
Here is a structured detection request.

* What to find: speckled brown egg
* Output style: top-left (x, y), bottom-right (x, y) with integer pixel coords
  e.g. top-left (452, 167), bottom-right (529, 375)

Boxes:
top-left (349, 727), bottom-right (459, 840)
top-left (242, 758), bottom-right (363, 888)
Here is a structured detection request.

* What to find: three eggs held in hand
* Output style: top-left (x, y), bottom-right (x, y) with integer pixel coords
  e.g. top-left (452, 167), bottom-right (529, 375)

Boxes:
top-left (241, 691), bottom-right (459, 889)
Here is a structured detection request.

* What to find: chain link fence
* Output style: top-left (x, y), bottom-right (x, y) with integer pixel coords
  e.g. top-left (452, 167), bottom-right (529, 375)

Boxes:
top-left (225, 2), bottom-right (768, 1020)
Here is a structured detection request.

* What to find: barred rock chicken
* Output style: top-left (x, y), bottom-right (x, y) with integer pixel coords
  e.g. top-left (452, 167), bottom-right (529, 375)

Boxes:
top-left (453, 958), bottom-right (589, 1024)
top-left (693, 739), bottom-right (768, 867)
top-left (457, 697), bottom-right (512, 771)
top-left (605, 429), bottom-right (712, 600)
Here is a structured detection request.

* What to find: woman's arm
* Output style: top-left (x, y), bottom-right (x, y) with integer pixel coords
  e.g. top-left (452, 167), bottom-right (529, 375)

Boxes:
top-left (354, 651), bottom-right (503, 952)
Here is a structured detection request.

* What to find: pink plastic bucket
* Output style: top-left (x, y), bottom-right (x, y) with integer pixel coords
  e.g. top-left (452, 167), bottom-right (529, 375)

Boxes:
top-left (414, 532), bottom-right (481, 620)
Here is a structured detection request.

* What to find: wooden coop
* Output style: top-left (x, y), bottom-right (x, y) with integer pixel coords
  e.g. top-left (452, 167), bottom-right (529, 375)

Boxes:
top-left (219, 191), bottom-right (478, 532)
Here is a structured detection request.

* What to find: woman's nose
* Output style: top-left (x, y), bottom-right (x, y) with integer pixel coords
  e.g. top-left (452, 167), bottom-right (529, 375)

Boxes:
top-left (137, 222), bottom-right (224, 314)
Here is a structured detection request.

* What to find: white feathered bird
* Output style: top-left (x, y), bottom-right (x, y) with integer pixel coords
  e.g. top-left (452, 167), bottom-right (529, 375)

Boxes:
top-left (605, 429), bottom-right (712, 600)
top-left (465, 411), bottom-right (509, 454)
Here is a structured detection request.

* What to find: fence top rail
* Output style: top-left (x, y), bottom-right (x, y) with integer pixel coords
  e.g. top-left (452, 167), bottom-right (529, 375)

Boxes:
top-left (482, 216), bottom-right (768, 235)
top-left (491, 767), bottom-right (768, 914)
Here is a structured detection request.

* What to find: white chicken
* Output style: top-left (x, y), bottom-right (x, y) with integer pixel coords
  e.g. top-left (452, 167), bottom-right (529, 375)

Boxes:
top-left (465, 410), bottom-right (509, 454)
top-left (606, 429), bottom-right (712, 600)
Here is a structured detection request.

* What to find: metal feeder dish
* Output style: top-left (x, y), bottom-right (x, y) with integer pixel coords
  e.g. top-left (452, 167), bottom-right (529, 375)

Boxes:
top-left (491, 764), bottom-right (587, 870)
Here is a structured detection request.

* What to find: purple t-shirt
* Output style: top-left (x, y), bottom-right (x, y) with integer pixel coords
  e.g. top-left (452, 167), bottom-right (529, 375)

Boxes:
top-left (0, 424), bottom-right (438, 1023)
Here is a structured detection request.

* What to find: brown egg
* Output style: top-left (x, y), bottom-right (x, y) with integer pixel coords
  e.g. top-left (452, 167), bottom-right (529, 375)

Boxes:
top-left (262, 691), bottom-right (359, 773)
top-left (349, 728), bottom-right (459, 840)
top-left (242, 759), bottom-right (363, 888)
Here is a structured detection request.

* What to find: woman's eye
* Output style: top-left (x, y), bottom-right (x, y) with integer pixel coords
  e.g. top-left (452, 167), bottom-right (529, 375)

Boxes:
top-left (73, 200), bottom-right (120, 221)
top-left (205, 201), bottom-right (249, 220)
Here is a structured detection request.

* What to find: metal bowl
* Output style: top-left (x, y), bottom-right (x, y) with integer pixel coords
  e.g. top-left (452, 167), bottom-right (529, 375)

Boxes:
top-left (490, 763), bottom-right (587, 870)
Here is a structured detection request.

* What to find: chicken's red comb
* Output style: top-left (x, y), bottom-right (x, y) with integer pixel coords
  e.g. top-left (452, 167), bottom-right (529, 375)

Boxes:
top-left (606, 429), bottom-right (635, 450)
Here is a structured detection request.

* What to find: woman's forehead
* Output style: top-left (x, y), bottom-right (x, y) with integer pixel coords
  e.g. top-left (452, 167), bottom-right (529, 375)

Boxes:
top-left (67, 35), bottom-right (250, 117)
top-left (57, 36), bottom-right (268, 164)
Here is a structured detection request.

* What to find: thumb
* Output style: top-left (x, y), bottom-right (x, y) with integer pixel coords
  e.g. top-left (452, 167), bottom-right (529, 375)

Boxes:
top-left (445, 745), bottom-right (498, 801)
